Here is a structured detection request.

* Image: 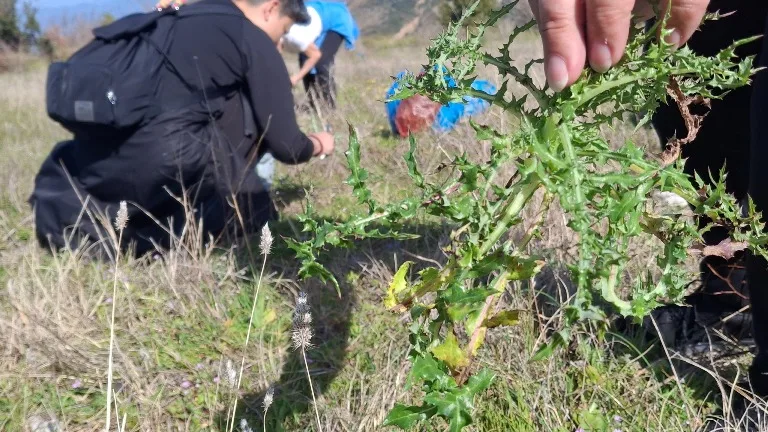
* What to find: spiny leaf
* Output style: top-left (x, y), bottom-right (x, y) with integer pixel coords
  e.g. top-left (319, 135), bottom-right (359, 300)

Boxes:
top-left (430, 332), bottom-right (469, 371)
top-left (384, 261), bottom-right (414, 311)
top-left (466, 368), bottom-right (495, 395)
top-left (382, 404), bottom-right (438, 429)
top-left (482, 310), bottom-right (520, 328)
top-left (344, 123), bottom-right (377, 212)
top-left (405, 134), bottom-right (424, 187)
top-left (410, 353), bottom-right (455, 389)
top-left (701, 238), bottom-right (749, 260)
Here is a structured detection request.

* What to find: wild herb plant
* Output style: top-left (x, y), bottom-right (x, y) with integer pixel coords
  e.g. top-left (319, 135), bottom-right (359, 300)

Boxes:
top-left (286, 1), bottom-right (768, 429)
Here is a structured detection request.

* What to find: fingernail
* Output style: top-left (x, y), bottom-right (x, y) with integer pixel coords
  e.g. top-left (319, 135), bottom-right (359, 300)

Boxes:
top-left (546, 55), bottom-right (568, 92)
top-left (665, 30), bottom-right (681, 48)
top-left (590, 42), bottom-right (612, 73)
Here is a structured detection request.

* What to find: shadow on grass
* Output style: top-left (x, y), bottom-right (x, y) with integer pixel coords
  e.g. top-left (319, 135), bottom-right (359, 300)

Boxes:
top-left (216, 215), bottom-right (453, 431)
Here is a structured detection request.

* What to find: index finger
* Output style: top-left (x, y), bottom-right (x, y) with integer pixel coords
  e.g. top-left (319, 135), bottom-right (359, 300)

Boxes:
top-left (530, 0), bottom-right (587, 92)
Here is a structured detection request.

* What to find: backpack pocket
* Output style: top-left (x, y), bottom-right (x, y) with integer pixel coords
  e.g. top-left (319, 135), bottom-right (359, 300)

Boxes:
top-left (46, 61), bottom-right (120, 131)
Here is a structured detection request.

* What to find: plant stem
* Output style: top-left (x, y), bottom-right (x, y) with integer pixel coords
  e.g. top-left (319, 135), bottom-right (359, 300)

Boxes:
top-left (302, 347), bottom-right (323, 432)
top-left (479, 179), bottom-right (541, 256)
top-left (105, 229), bottom-right (123, 432)
top-left (574, 68), bottom-right (696, 109)
top-left (519, 192), bottom-right (554, 249)
top-left (229, 251), bottom-right (269, 432)
top-left (558, 124), bottom-right (584, 205)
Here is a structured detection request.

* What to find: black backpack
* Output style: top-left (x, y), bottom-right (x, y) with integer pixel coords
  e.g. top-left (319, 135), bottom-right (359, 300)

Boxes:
top-left (45, 4), bottom-right (245, 137)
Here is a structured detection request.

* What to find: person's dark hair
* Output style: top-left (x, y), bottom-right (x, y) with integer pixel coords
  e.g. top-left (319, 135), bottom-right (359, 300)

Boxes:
top-left (250, 0), bottom-right (310, 24)
top-left (282, 0), bottom-right (310, 24)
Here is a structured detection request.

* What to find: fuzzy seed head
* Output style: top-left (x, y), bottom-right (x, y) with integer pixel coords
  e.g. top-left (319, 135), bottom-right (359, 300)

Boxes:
top-left (302, 312), bottom-right (312, 325)
top-left (260, 223), bottom-right (273, 256)
top-left (239, 418), bottom-right (253, 432)
top-left (292, 326), bottom-right (314, 350)
top-left (225, 359), bottom-right (237, 388)
top-left (263, 386), bottom-right (274, 410)
top-left (114, 201), bottom-right (129, 231)
top-left (296, 291), bottom-right (308, 306)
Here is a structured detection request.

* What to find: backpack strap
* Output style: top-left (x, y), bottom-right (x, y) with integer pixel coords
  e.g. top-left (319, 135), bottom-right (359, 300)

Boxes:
top-left (147, 4), bottom-right (251, 118)
top-left (173, 3), bottom-right (258, 136)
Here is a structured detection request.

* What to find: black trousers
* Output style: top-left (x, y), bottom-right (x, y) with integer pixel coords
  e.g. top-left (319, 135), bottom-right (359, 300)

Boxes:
top-left (651, 3), bottom-right (768, 392)
top-left (299, 30), bottom-right (344, 110)
top-left (748, 15), bottom-right (768, 391)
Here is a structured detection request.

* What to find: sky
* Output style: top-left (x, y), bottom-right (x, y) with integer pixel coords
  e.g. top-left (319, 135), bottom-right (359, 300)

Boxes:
top-left (25, 0), bottom-right (147, 28)
top-left (32, 0), bottom-right (146, 9)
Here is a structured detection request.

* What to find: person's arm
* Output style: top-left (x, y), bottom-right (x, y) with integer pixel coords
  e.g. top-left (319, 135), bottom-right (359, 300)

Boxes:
top-left (242, 31), bottom-right (332, 164)
top-left (527, 0), bottom-right (709, 91)
top-left (290, 42), bottom-right (322, 87)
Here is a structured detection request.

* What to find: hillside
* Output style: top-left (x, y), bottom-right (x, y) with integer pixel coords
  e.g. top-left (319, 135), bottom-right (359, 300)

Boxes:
top-left (33, 0), bottom-right (534, 39)
top-left (347, 0), bottom-right (534, 37)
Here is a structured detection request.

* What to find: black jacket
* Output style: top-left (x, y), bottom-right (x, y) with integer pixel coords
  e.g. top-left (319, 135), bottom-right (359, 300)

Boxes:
top-left (30, 0), bottom-right (313, 256)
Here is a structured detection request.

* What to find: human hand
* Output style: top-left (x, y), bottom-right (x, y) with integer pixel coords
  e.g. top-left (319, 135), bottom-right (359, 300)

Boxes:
top-left (309, 131), bottom-right (335, 157)
top-left (527, 0), bottom-right (709, 91)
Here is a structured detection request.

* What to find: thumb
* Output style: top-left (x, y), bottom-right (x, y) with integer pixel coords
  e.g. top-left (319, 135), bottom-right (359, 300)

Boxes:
top-left (658, 0), bottom-right (709, 48)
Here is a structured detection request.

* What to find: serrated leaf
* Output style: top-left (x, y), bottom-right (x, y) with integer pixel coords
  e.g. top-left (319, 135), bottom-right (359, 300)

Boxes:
top-left (430, 332), bottom-right (469, 371)
top-left (384, 261), bottom-right (413, 311)
top-left (702, 238), bottom-right (748, 260)
top-left (466, 368), bottom-right (495, 394)
top-left (482, 310), bottom-right (520, 328)
top-left (382, 404), bottom-right (437, 429)
top-left (424, 390), bottom-right (473, 432)
top-left (345, 123), bottom-right (377, 212)
top-left (405, 135), bottom-right (424, 187)
top-left (411, 354), bottom-right (455, 389)
top-left (468, 251), bottom-right (545, 281)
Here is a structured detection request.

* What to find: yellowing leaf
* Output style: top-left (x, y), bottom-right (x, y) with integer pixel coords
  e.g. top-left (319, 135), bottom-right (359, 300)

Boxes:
top-left (385, 261), bottom-right (414, 311)
top-left (482, 310), bottom-right (520, 328)
top-left (430, 332), bottom-right (469, 371)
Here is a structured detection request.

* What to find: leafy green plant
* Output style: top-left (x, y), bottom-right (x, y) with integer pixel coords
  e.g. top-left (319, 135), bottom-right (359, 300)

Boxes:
top-left (286, 2), bottom-right (768, 430)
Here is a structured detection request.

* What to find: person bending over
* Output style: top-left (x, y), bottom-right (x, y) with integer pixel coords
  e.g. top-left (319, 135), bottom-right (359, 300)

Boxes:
top-left (279, 0), bottom-right (360, 110)
top-left (30, 0), bottom-right (334, 257)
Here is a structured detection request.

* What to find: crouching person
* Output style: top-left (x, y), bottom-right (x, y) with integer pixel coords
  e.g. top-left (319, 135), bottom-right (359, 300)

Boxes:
top-left (29, 0), bottom-right (334, 257)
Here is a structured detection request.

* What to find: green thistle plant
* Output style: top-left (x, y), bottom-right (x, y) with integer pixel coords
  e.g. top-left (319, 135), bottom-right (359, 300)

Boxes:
top-left (285, 1), bottom-right (768, 429)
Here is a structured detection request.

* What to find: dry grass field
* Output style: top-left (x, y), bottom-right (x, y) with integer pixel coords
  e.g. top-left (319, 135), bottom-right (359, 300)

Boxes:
top-left (0, 22), bottom-right (765, 432)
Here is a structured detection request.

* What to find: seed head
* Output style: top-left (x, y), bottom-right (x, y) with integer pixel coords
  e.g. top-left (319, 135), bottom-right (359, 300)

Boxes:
top-left (239, 418), bottom-right (253, 432)
top-left (292, 326), bottom-right (314, 350)
top-left (225, 359), bottom-right (237, 388)
top-left (291, 292), bottom-right (314, 350)
top-left (296, 291), bottom-right (308, 306)
top-left (260, 223), bottom-right (273, 256)
top-left (262, 386), bottom-right (274, 411)
top-left (114, 201), bottom-right (129, 231)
